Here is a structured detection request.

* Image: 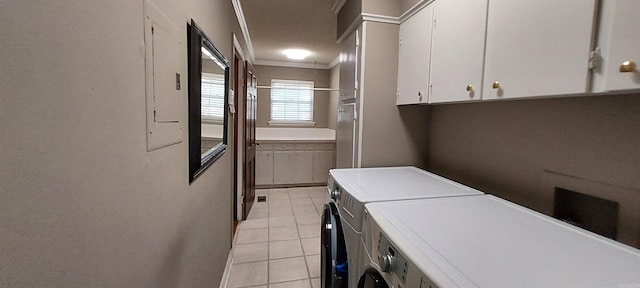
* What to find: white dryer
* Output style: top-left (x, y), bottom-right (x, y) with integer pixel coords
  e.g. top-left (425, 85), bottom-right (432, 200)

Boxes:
top-left (321, 167), bottom-right (483, 288)
top-left (361, 195), bottom-right (640, 288)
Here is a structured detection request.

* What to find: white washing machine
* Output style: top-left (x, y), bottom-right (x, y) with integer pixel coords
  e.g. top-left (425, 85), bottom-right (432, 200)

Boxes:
top-left (361, 195), bottom-right (640, 288)
top-left (321, 167), bottom-right (484, 288)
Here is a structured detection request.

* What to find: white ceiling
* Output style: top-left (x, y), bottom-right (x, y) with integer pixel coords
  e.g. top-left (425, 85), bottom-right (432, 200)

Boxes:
top-left (240, 0), bottom-right (339, 67)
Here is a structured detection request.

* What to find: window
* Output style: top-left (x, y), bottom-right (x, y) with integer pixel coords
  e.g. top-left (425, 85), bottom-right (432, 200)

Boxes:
top-left (270, 79), bottom-right (314, 124)
top-left (201, 72), bottom-right (225, 122)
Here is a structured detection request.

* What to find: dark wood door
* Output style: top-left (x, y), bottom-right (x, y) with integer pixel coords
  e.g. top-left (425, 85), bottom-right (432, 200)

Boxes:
top-left (243, 61), bottom-right (257, 219)
top-left (232, 51), bottom-right (241, 232)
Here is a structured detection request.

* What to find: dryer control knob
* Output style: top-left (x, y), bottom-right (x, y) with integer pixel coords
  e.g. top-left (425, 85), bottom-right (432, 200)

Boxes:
top-left (331, 189), bottom-right (341, 200)
top-left (378, 254), bottom-right (395, 273)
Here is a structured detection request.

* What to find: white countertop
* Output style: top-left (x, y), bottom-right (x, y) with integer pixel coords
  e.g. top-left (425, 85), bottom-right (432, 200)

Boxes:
top-left (201, 125), bottom-right (336, 141)
top-left (201, 124), bottom-right (223, 139)
top-left (256, 127), bottom-right (335, 141)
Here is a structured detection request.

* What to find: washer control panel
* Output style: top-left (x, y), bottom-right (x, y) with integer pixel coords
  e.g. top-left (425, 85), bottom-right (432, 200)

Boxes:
top-left (377, 233), bottom-right (408, 283)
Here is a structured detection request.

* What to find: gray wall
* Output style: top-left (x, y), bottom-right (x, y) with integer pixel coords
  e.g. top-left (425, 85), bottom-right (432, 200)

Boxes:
top-left (0, 0), bottom-right (246, 286)
top-left (329, 65), bottom-right (340, 130)
top-left (360, 21), bottom-right (430, 168)
top-left (254, 65), bottom-right (331, 128)
top-left (337, 0), bottom-right (362, 39)
top-left (399, 0), bottom-right (422, 15)
top-left (427, 94), bottom-right (640, 248)
top-left (362, 0), bottom-right (400, 17)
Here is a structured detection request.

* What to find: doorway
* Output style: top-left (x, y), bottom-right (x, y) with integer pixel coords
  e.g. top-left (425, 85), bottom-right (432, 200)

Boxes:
top-left (243, 61), bottom-right (257, 219)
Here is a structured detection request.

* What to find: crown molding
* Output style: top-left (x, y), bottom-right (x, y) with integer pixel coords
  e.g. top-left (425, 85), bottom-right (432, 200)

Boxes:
top-left (331, 0), bottom-right (347, 14)
top-left (232, 33), bottom-right (245, 60)
top-left (231, 0), bottom-right (255, 62)
top-left (328, 56), bottom-right (340, 69)
top-left (361, 13), bottom-right (400, 25)
top-left (253, 60), bottom-right (331, 70)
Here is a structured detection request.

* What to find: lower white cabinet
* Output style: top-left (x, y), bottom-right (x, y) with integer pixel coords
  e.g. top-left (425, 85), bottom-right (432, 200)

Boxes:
top-left (312, 150), bottom-right (334, 183)
top-left (257, 141), bottom-right (335, 186)
top-left (295, 151), bottom-right (314, 183)
top-left (256, 150), bottom-right (274, 185)
top-left (273, 151), bottom-right (295, 184)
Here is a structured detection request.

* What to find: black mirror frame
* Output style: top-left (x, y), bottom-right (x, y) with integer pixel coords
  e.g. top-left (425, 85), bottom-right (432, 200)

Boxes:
top-left (188, 19), bottom-right (229, 183)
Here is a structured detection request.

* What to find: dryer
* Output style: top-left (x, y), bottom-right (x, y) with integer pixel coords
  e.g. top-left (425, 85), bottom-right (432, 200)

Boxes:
top-left (361, 195), bottom-right (640, 288)
top-left (321, 167), bottom-right (483, 288)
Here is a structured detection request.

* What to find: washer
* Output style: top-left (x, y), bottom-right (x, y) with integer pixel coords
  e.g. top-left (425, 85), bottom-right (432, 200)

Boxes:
top-left (321, 167), bottom-right (484, 288)
top-left (362, 195), bottom-right (640, 288)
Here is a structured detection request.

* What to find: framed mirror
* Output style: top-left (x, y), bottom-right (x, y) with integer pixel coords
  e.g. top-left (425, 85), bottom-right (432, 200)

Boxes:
top-left (188, 19), bottom-right (229, 183)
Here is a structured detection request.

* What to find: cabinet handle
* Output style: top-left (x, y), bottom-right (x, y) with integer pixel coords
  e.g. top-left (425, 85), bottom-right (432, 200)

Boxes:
top-left (620, 61), bottom-right (637, 73)
top-left (466, 84), bottom-right (473, 92)
top-left (492, 81), bottom-right (501, 90)
top-left (418, 91), bottom-right (423, 101)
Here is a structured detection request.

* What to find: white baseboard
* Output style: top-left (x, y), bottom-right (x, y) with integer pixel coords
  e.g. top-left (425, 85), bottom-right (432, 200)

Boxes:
top-left (218, 251), bottom-right (233, 288)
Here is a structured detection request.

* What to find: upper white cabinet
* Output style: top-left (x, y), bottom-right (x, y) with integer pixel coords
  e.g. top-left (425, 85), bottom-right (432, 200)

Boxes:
top-left (482, 0), bottom-right (597, 100)
top-left (429, 0), bottom-right (488, 103)
top-left (340, 28), bottom-right (360, 102)
top-left (397, 5), bottom-right (433, 105)
top-left (595, 0), bottom-right (640, 92)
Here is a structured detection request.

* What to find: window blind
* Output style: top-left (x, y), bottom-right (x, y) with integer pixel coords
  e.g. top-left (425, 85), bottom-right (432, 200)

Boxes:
top-left (201, 73), bottom-right (225, 121)
top-left (270, 79), bottom-right (314, 122)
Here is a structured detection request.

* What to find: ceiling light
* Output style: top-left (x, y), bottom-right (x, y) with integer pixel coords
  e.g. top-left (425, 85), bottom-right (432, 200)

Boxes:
top-left (284, 49), bottom-right (310, 60)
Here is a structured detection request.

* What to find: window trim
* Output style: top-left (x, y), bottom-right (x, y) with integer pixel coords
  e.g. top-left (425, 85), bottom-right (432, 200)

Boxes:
top-left (269, 79), bottom-right (315, 125)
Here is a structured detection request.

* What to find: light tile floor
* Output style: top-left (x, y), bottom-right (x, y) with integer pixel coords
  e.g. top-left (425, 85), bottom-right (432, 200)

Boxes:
top-left (227, 186), bottom-right (329, 288)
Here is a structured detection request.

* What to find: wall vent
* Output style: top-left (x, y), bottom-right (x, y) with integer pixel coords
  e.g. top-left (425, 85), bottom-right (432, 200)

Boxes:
top-left (553, 187), bottom-right (619, 240)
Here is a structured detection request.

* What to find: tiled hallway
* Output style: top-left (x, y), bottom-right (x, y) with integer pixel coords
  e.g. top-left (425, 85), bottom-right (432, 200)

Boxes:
top-left (226, 186), bottom-right (329, 288)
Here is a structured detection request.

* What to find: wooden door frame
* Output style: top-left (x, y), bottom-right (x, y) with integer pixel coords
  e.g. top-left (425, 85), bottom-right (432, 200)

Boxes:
top-left (233, 52), bottom-right (240, 223)
top-left (232, 34), bottom-right (245, 222)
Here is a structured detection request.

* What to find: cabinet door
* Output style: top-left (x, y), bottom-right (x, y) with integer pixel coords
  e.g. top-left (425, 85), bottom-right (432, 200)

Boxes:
top-left (294, 151), bottom-right (313, 183)
top-left (602, 0), bottom-right (640, 91)
top-left (483, 0), bottom-right (597, 100)
top-left (273, 151), bottom-right (294, 184)
top-left (336, 103), bottom-right (357, 169)
top-left (429, 0), bottom-right (488, 103)
top-left (256, 151), bottom-right (273, 185)
top-left (397, 5), bottom-right (433, 105)
top-left (312, 150), bottom-right (335, 183)
top-left (340, 27), bottom-right (360, 101)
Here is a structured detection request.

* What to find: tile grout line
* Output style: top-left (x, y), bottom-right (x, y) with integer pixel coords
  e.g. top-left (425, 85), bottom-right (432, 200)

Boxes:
top-left (291, 189), bottom-right (313, 287)
top-left (232, 253), bottom-right (319, 265)
top-left (266, 188), bottom-right (271, 288)
top-left (299, 191), bottom-right (315, 288)
top-left (293, 190), bottom-right (313, 287)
